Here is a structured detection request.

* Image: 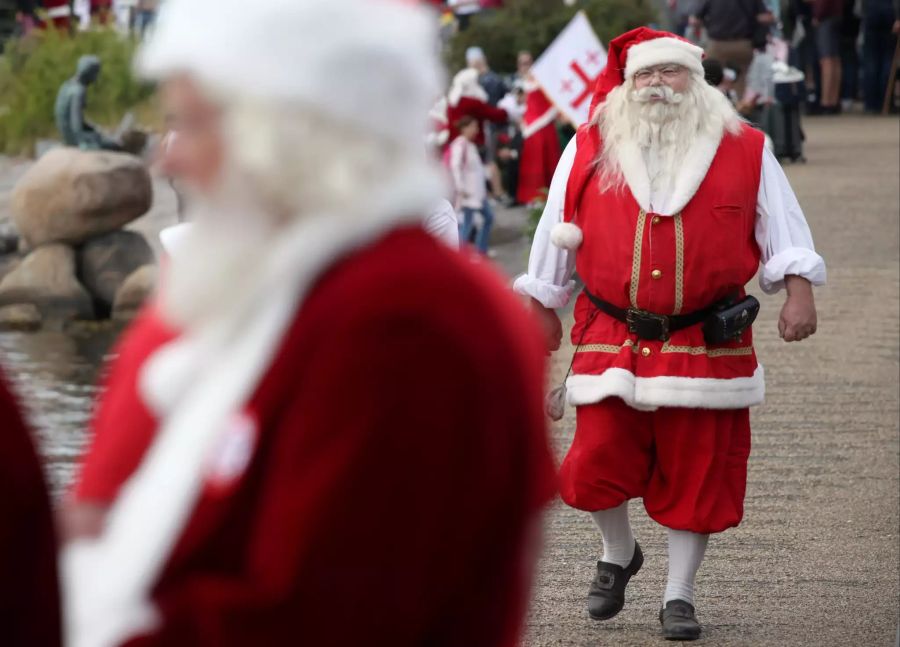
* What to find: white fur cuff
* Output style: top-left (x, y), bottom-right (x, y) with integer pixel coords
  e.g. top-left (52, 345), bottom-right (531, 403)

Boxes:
top-left (625, 37), bottom-right (704, 79)
top-left (550, 222), bottom-right (583, 250)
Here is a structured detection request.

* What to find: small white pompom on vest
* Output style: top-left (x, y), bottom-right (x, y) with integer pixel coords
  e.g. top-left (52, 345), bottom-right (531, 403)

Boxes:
top-left (550, 221), bottom-right (583, 250)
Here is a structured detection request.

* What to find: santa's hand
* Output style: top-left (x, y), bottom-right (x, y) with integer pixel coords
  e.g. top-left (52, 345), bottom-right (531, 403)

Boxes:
top-left (778, 276), bottom-right (818, 342)
top-left (530, 298), bottom-right (563, 353)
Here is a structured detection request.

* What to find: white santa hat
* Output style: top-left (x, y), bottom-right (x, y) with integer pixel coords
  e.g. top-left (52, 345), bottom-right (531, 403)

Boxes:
top-left (448, 67), bottom-right (488, 106)
top-left (135, 0), bottom-right (443, 152)
top-left (466, 46), bottom-right (486, 65)
top-left (623, 36), bottom-right (705, 80)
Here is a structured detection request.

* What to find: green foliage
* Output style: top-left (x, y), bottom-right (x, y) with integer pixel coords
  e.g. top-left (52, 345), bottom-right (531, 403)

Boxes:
top-left (524, 188), bottom-right (549, 244)
top-left (446, 0), bottom-right (659, 74)
top-left (0, 28), bottom-right (154, 155)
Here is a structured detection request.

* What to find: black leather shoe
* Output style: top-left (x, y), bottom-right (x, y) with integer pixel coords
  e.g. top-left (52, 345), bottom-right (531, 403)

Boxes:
top-left (587, 541), bottom-right (643, 620)
top-left (659, 599), bottom-right (701, 641)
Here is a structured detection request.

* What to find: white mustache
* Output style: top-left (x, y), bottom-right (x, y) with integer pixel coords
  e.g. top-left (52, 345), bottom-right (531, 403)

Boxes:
top-left (631, 85), bottom-right (683, 104)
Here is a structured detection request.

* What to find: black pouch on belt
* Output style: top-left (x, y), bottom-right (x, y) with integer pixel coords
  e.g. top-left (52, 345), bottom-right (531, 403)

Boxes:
top-left (702, 295), bottom-right (760, 345)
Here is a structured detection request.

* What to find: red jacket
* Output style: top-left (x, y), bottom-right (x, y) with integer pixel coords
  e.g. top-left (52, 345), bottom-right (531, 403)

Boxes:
top-left (73, 307), bottom-right (177, 504)
top-left (446, 96), bottom-right (508, 148)
top-left (78, 227), bottom-right (554, 646)
top-left (0, 374), bottom-right (61, 647)
top-left (562, 123), bottom-right (766, 410)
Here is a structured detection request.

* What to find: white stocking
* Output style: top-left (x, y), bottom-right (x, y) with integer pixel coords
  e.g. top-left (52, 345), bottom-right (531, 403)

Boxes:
top-left (590, 502), bottom-right (635, 568)
top-left (664, 529), bottom-right (709, 606)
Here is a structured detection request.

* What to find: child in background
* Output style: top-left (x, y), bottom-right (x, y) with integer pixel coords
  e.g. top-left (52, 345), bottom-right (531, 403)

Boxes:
top-left (449, 116), bottom-right (495, 254)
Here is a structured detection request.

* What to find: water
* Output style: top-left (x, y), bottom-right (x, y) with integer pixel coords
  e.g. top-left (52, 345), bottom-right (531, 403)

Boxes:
top-left (0, 326), bottom-right (123, 496)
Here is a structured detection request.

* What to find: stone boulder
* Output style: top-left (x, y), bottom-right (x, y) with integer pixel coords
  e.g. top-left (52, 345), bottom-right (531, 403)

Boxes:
top-left (10, 148), bottom-right (153, 248)
top-left (112, 264), bottom-right (158, 321)
top-left (0, 244), bottom-right (95, 321)
top-left (0, 304), bottom-right (42, 332)
top-left (78, 230), bottom-right (155, 314)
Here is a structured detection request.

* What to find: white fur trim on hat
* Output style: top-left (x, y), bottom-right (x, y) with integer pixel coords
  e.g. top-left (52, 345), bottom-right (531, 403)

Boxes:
top-left (624, 37), bottom-right (704, 79)
top-left (550, 222), bottom-right (583, 250)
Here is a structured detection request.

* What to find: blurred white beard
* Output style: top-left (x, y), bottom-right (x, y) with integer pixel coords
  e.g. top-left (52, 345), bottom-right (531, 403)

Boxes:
top-left (594, 75), bottom-right (741, 196)
top-left (158, 160), bottom-right (285, 329)
top-left (155, 101), bottom-right (445, 331)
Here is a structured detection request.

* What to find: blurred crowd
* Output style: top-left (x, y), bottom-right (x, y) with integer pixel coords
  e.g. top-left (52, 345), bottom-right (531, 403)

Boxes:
top-left (12, 0), bottom-right (160, 38)
top-left (666, 0), bottom-right (899, 115)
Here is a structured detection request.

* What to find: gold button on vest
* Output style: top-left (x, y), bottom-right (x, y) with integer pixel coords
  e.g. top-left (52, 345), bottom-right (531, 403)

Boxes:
top-left (641, 347), bottom-right (652, 357)
top-left (651, 269), bottom-right (663, 280)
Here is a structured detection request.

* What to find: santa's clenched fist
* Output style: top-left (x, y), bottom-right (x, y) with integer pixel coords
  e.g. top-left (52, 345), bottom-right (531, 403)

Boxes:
top-left (530, 298), bottom-right (563, 353)
top-left (779, 275), bottom-right (818, 342)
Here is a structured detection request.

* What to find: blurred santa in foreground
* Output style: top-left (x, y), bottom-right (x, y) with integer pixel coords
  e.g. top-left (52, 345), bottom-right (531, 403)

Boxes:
top-left (61, 1), bottom-right (554, 646)
top-left (0, 373), bottom-right (61, 647)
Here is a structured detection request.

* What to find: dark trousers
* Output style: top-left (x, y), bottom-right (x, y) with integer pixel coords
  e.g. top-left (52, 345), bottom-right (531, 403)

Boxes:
top-left (862, 21), bottom-right (897, 112)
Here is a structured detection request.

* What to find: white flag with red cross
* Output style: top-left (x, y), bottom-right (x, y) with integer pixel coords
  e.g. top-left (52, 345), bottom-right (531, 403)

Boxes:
top-left (531, 12), bottom-right (607, 127)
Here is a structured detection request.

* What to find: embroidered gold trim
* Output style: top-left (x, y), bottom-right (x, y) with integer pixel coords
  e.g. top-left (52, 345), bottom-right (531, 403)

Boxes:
top-left (629, 209), bottom-right (647, 308)
top-left (661, 341), bottom-right (754, 357)
top-left (673, 213), bottom-right (685, 315)
top-left (577, 340), bottom-right (636, 354)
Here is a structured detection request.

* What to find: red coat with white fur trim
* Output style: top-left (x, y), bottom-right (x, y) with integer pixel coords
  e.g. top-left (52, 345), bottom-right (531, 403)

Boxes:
top-left (562, 123), bottom-right (766, 410)
top-left (118, 227), bottom-right (555, 647)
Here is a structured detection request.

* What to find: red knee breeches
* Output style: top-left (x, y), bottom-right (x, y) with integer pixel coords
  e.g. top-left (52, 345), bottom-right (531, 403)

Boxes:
top-left (559, 397), bottom-right (751, 534)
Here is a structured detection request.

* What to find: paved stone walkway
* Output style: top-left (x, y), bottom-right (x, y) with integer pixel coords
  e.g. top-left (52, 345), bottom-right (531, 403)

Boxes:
top-left (514, 115), bottom-right (899, 646)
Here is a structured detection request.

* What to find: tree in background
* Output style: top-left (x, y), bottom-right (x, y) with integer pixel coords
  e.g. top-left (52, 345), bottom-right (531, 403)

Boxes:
top-left (445, 0), bottom-right (659, 73)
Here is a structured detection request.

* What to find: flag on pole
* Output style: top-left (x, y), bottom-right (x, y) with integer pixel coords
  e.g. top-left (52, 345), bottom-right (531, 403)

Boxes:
top-left (530, 12), bottom-right (607, 127)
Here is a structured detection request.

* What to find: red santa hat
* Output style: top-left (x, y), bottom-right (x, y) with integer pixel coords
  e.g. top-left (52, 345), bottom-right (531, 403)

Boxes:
top-left (550, 27), bottom-right (704, 252)
top-left (588, 26), bottom-right (706, 122)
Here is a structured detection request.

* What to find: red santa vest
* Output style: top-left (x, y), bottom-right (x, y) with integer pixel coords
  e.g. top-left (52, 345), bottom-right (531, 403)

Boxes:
top-left (562, 123), bottom-right (766, 410)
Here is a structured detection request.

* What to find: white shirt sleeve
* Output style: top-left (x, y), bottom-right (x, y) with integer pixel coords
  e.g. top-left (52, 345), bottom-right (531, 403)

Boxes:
top-left (755, 147), bottom-right (827, 294)
top-left (512, 136), bottom-right (578, 308)
top-left (424, 200), bottom-right (460, 249)
top-left (448, 138), bottom-right (464, 195)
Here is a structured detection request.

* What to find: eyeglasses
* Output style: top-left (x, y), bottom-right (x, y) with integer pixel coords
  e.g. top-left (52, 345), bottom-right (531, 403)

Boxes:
top-left (633, 65), bottom-right (687, 82)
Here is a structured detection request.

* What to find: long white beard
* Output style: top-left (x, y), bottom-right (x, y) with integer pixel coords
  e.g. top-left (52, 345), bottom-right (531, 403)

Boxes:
top-left (594, 76), bottom-right (741, 196)
top-left (158, 163), bottom-right (285, 329)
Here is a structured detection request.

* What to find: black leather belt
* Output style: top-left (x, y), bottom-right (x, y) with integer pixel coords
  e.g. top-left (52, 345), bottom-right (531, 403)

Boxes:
top-left (584, 289), bottom-right (731, 342)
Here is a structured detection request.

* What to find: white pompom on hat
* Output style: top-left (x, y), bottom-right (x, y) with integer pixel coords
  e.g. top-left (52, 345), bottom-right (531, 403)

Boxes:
top-left (550, 222), bottom-right (583, 251)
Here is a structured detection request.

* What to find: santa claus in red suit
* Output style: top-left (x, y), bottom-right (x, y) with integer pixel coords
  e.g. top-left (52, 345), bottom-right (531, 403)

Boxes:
top-left (59, 1), bottom-right (555, 646)
top-left (515, 27), bottom-right (826, 640)
top-left (0, 372), bottom-right (61, 647)
top-left (41, 0), bottom-right (73, 29)
top-left (515, 52), bottom-right (562, 205)
top-left (444, 67), bottom-right (508, 151)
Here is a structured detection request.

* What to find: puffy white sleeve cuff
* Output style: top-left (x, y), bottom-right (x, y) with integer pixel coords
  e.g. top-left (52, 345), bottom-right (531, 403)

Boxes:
top-left (513, 136), bottom-right (578, 308)
top-left (755, 147), bottom-right (827, 295)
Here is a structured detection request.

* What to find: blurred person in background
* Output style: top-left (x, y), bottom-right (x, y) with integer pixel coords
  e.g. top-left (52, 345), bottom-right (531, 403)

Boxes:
top-left (861, 0), bottom-right (900, 113)
top-left (14, 0), bottom-right (38, 36)
top-left (135, 0), bottom-right (159, 38)
top-left (60, 2), bottom-right (554, 647)
top-left (467, 46), bottom-right (508, 106)
top-left (812, 0), bottom-right (844, 113)
top-left (497, 81), bottom-right (527, 203)
top-left (449, 116), bottom-right (495, 253)
top-left (0, 373), bottom-right (61, 647)
top-left (445, 67), bottom-right (508, 151)
top-left (515, 50), bottom-right (562, 206)
top-left (467, 46), bottom-right (511, 201)
top-left (690, 0), bottom-right (775, 96)
top-left (445, 67), bottom-right (509, 199)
